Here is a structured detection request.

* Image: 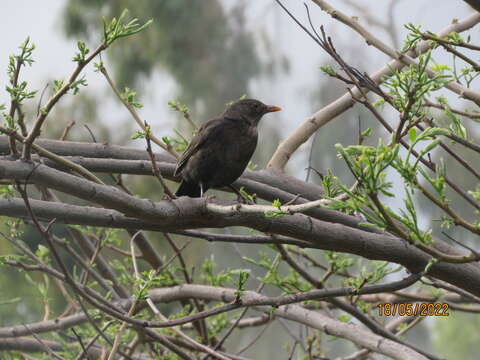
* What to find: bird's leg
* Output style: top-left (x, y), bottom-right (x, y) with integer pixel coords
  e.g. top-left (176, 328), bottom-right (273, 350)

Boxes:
top-left (200, 182), bottom-right (216, 201)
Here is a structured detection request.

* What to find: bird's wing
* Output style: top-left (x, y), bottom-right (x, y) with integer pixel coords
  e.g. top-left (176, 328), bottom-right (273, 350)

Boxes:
top-left (174, 117), bottom-right (223, 177)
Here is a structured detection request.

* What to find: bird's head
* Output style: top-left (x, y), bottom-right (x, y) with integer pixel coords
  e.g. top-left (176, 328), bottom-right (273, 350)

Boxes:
top-left (224, 99), bottom-right (281, 125)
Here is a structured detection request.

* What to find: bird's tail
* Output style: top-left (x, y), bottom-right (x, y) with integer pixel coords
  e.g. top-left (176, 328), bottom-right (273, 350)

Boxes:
top-left (176, 180), bottom-right (202, 197)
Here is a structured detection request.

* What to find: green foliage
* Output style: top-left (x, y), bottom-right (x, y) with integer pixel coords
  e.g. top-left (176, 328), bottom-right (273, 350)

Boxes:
top-left (396, 186), bottom-right (433, 244)
top-left (447, 31), bottom-right (466, 44)
top-left (402, 23), bottom-right (424, 52)
top-left (5, 219), bottom-right (24, 239)
top-left (385, 51), bottom-right (452, 115)
top-left (103, 9), bottom-right (153, 47)
top-left (247, 160), bottom-right (258, 170)
top-left (134, 269), bottom-right (177, 300)
top-left (2, 37), bottom-right (37, 130)
top-left (201, 257), bottom-right (225, 286)
top-left (72, 40), bottom-right (89, 63)
top-left (201, 256), bottom-right (251, 288)
top-left (320, 64), bottom-right (337, 76)
top-left (239, 187), bottom-right (257, 203)
top-left (24, 272), bottom-right (51, 305)
top-left (324, 251), bottom-right (355, 274)
top-left (4, 114), bottom-right (18, 132)
top-left (419, 158), bottom-right (446, 201)
top-left (70, 226), bottom-right (122, 248)
top-left (345, 261), bottom-right (400, 290)
top-left (131, 124), bottom-right (151, 140)
top-left (0, 185), bottom-right (15, 198)
top-left (458, 66), bottom-right (480, 87)
top-left (0, 254), bottom-right (25, 266)
top-left (207, 311), bottom-right (230, 340)
top-left (8, 37), bottom-right (35, 73)
top-left (356, 299), bottom-right (371, 314)
top-left (35, 244), bottom-right (50, 261)
top-left (264, 199), bottom-right (289, 218)
top-left (245, 251), bottom-right (312, 293)
top-left (320, 170), bottom-right (344, 198)
top-left (334, 119), bottom-right (454, 244)
top-left (402, 127), bottom-right (448, 168)
top-left (122, 87), bottom-right (143, 108)
top-left (402, 24), bottom-right (479, 91)
top-left (100, 228), bottom-right (123, 247)
top-left (336, 140), bottom-right (398, 195)
top-left (6, 81), bottom-right (37, 105)
top-left (361, 127), bottom-right (372, 138)
top-left (168, 100), bottom-right (190, 118)
top-left (337, 314), bottom-right (351, 323)
top-left (469, 184), bottom-right (480, 202)
top-left (233, 269), bottom-right (250, 298)
top-left (444, 105), bottom-right (467, 138)
top-left (53, 79), bottom-right (65, 93)
top-left (69, 75), bottom-right (88, 95)
top-left (161, 131), bottom-right (188, 152)
top-left (423, 257), bottom-right (438, 274)
top-left (243, 251), bottom-right (278, 273)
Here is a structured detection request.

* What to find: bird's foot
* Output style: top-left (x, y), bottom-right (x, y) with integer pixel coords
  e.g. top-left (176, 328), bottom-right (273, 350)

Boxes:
top-left (162, 194), bottom-right (178, 201)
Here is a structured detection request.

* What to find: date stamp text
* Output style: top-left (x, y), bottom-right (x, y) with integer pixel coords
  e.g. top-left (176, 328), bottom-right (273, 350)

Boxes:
top-left (377, 303), bottom-right (449, 316)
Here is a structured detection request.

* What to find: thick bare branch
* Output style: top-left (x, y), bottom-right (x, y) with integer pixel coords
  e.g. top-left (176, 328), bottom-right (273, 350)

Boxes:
top-left (0, 162), bottom-right (479, 297)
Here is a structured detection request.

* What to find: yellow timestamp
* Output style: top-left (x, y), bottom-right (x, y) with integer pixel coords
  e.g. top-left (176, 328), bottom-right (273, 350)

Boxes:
top-left (377, 303), bottom-right (449, 316)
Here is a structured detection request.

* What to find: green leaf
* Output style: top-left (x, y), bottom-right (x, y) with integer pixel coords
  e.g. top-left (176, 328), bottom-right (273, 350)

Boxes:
top-left (431, 63), bottom-right (451, 73)
top-left (272, 199), bottom-right (282, 208)
top-left (320, 65), bottom-right (336, 76)
top-left (122, 87), bottom-right (143, 108)
top-left (131, 130), bottom-right (147, 139)
top-left (337, 314), bottom-right (351, 323)
top-left (239, 187), bottom-right (256, 203)
top-left (361, 127), bottom-right (372, 138)
top-left (408, 128), bottom-right (417, 143)
top-left (103, 9), bottom-right (153, 46)
top-left (72, 40), bottom-right (90, 63)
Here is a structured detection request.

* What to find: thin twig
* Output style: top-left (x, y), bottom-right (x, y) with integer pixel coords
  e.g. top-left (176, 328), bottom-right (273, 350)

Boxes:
top-left (145, 124), bottom-right (176, 198)
top-left (130, 235), bottom-right (230, 360)
top-left (23, 44), bottom-right (107, 160)
top-left (99, 64), bottom-right (178, 158)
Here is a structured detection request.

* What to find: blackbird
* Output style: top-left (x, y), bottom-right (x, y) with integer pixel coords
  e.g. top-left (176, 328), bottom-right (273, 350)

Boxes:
top-left (174, 99), bottom-right (281, 197)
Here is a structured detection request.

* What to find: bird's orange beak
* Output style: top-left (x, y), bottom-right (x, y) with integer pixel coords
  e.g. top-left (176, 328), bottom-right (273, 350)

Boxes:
top-left (265, 105), bottom-right (282, 113)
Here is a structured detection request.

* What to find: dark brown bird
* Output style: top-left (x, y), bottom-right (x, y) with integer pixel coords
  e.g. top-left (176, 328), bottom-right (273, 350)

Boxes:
top-left (174, 99), bottom-right (281, 197)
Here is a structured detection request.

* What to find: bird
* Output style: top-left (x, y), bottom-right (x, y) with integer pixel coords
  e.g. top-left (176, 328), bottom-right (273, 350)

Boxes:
top-left (174, 99), bottom-right (281, 197)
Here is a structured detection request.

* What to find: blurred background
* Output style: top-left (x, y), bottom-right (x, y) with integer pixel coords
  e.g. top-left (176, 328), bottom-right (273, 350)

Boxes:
top-left (0, 1), bottom-right (478, 358)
